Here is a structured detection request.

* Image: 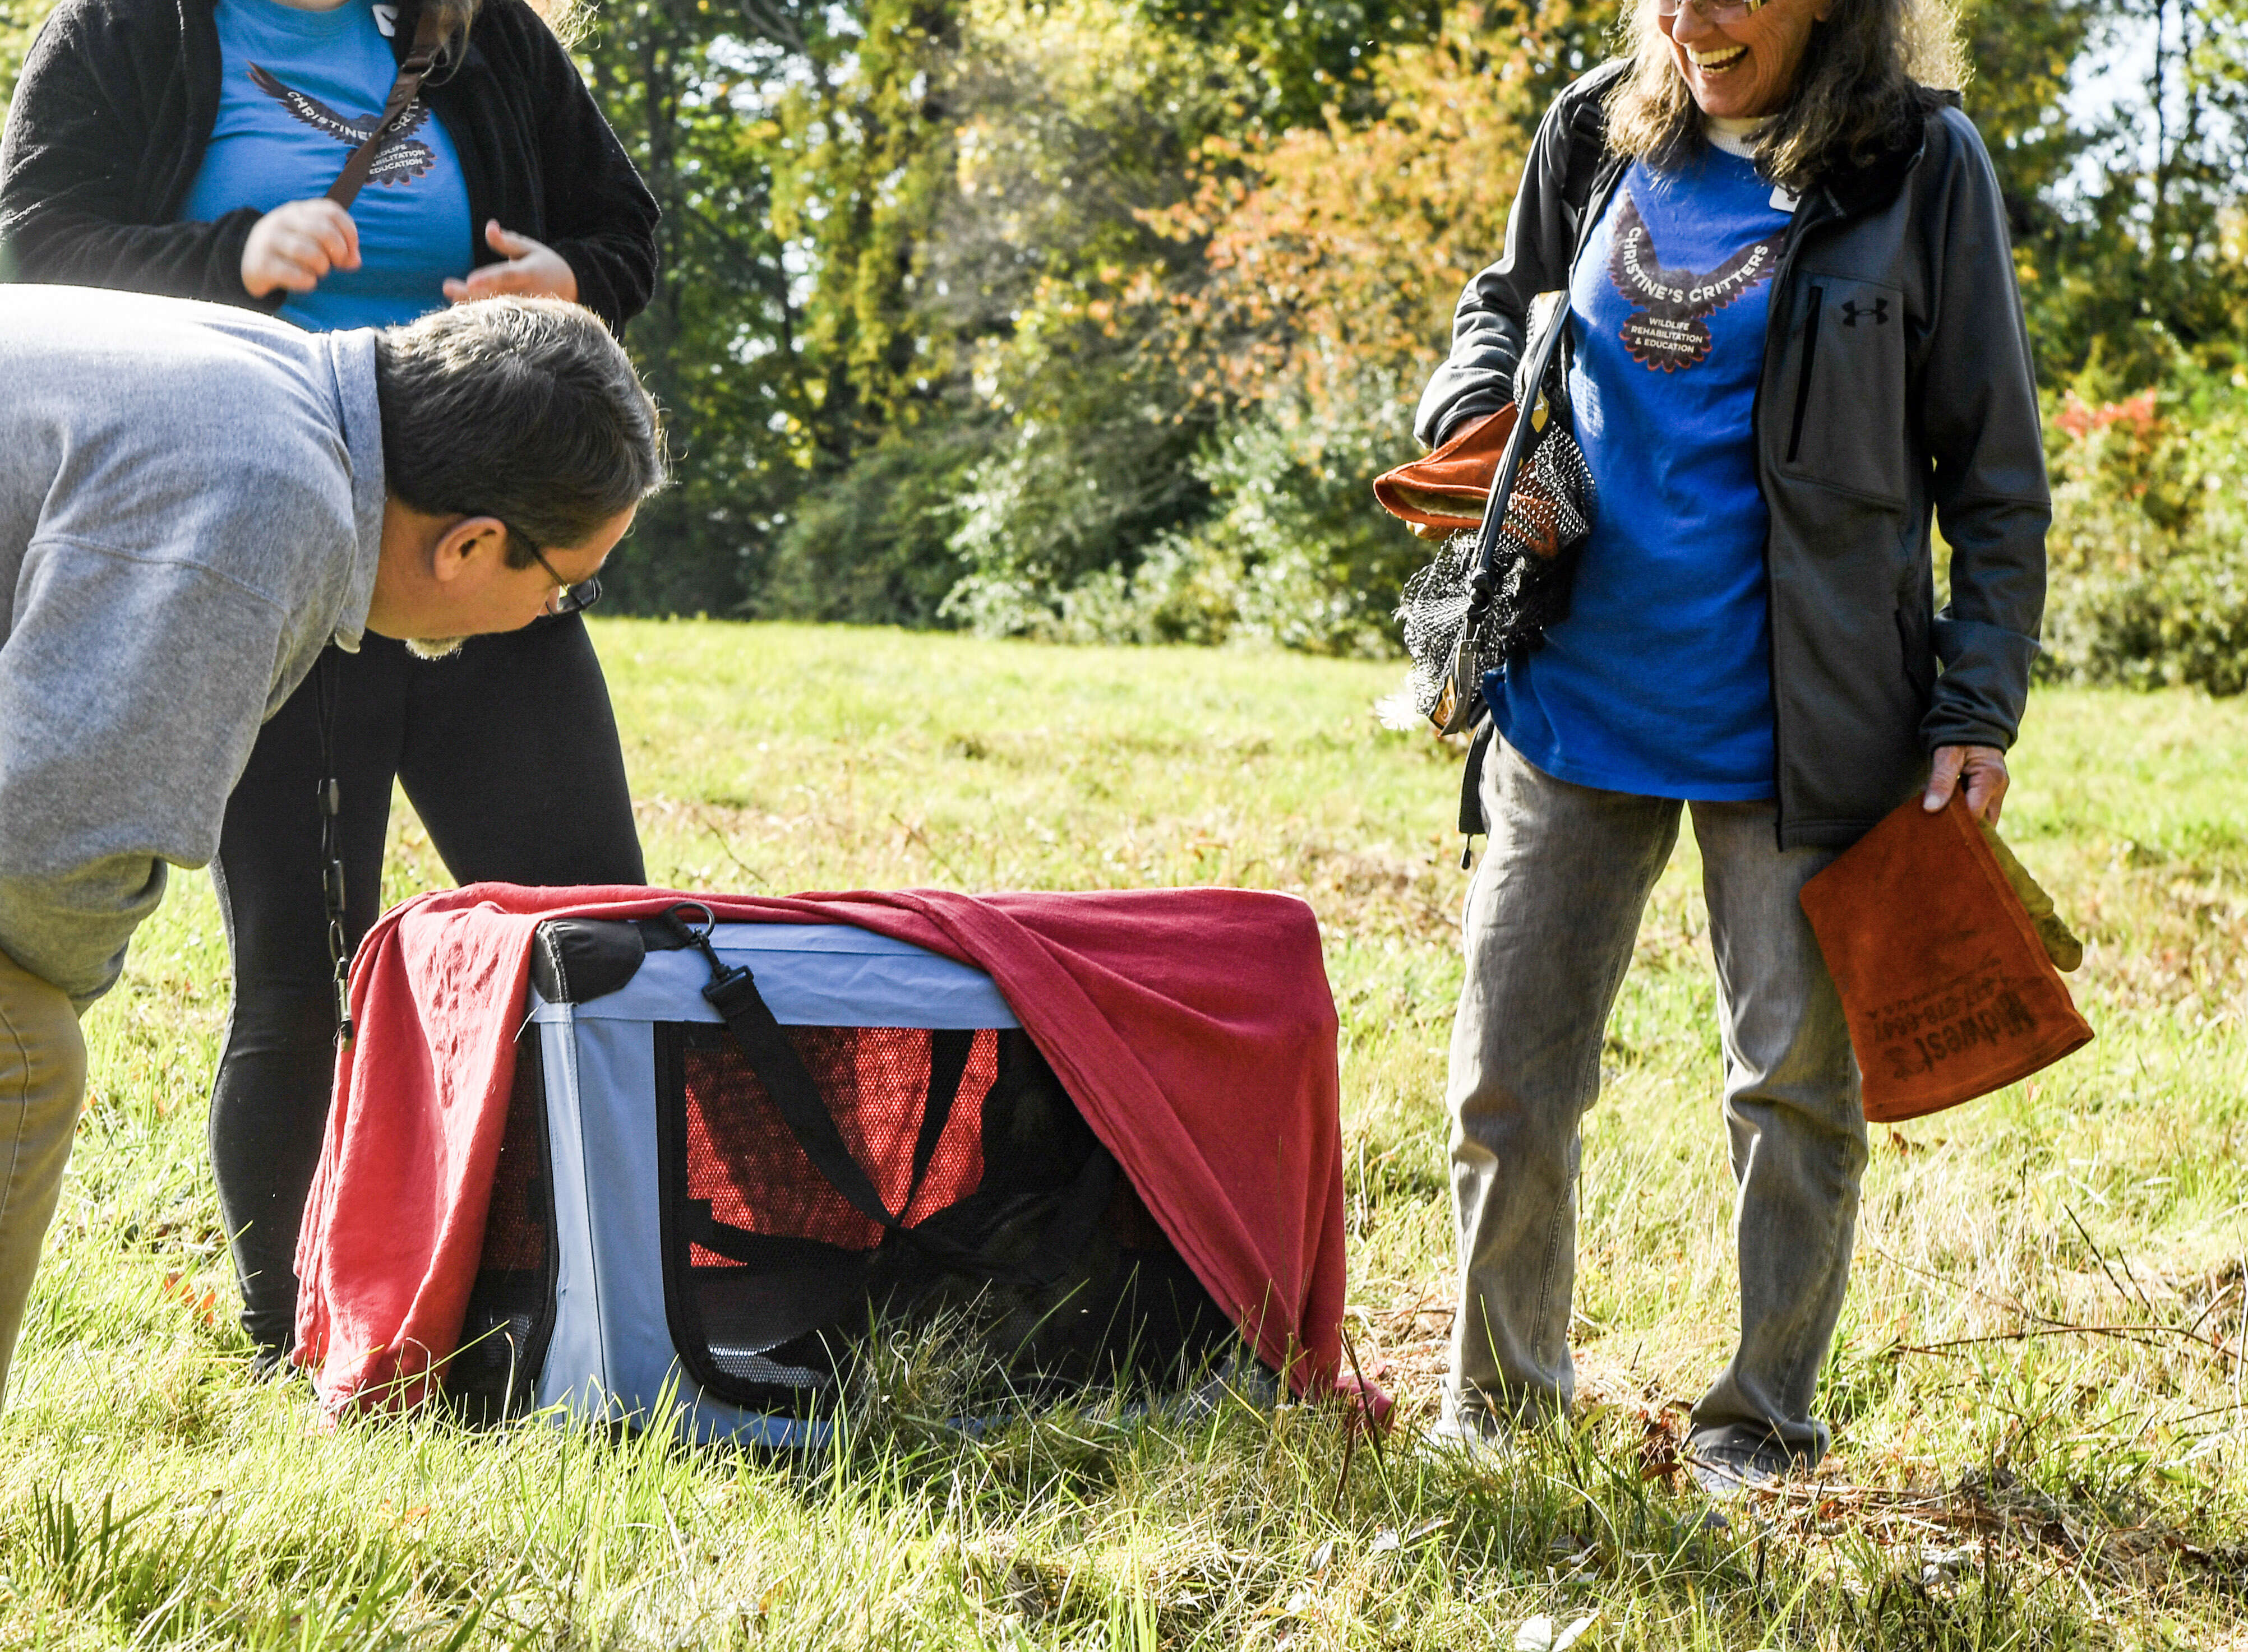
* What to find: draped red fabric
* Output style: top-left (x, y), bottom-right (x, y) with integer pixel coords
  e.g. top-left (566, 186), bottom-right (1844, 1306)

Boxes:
top-left (293, 884), bottom-right (1347, 1412)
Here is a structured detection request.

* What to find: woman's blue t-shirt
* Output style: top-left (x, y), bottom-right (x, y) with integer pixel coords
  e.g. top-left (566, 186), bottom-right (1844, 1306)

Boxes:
top-left (181, 0), bottom-right (473, 330)
top-left (1485, 150), bottom-right (1793, 801)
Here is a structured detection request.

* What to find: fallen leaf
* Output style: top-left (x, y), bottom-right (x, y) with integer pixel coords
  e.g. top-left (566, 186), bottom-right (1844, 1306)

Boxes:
top-left (1514, 1612), bottom-right (1599, 1652)
top-left (158, 1274), bottom-right (220, 1328)
top-left (1368, 1517), bottom-right (1448, 1559)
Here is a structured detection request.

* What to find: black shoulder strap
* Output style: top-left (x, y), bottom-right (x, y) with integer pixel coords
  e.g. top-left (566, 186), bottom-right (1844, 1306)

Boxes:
top-left (911, 1030), bottom-right (973, 1202)
top-left (661, 907), bottom-right (1113, 1286)
top-left (1458, 720), bottom-right (1495, 852)
top-left (1560, 75), bottom-right (1615, 216)
top-left (698, 948), bottom-right (916, 1239)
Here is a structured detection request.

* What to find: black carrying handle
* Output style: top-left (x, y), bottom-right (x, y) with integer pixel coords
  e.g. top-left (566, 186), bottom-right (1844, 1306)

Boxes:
top-left (661, 906), bottom-right (1114, 1286)
top-left (1465, 289), bottom-right (1573, 621)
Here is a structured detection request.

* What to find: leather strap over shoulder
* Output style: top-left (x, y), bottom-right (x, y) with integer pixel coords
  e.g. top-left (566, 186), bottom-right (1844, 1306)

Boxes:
top-left (1458, 721), bottom-right (1495, 843)
top-left (325, 6), bottom-right (446, 210)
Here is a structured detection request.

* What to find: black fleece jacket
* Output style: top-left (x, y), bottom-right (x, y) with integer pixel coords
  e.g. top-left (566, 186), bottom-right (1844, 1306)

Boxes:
top-left (0, 0), bottom-right (657, 330)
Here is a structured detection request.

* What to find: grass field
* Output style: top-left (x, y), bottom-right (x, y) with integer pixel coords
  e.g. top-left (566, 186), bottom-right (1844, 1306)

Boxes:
top-left (3, 620), bottom-right (2244, 1648)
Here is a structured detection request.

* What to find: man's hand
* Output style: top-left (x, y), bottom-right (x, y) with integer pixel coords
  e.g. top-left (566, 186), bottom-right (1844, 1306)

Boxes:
top-left (1923, 743), bottom-right (2010, 826)
top-left (442, 221), bottom-right (579, 304)
top-left (241, 199), bottom-right (361, 298)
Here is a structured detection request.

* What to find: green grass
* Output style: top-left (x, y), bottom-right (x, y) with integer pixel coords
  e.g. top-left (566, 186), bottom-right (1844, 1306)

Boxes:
top-left (4, 621), bottom-right (2244, 1648)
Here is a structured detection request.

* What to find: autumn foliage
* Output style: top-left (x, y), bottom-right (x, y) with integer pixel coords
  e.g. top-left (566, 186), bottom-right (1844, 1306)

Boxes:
top-left (1154, 3), bottom-right (1616, 418)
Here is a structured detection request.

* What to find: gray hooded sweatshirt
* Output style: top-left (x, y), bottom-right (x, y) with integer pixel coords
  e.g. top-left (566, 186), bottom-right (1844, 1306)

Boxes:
top-left (0, 285), bottom-right (384, 1005)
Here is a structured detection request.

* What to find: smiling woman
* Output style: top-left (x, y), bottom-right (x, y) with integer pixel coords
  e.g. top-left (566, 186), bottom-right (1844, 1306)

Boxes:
top-left (1409, 0), bottom-right (2044, 1496)
top-left (1658, 0), bottom-right (1830, 121)
top-left (1613, 0), bottom-right (1967, 187)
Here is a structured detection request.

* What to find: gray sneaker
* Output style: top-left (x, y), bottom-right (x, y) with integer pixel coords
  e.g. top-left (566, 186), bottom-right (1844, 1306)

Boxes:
top-left (1687, 1440), bottom-right (1791, 1500)
top-left (1418, 1406), bottom-right (1520, 1470)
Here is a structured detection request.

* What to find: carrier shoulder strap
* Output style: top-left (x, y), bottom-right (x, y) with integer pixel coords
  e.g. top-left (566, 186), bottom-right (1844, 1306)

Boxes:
top-left (1559, 71), bottom-right (1618, 226)
top-left (662, 907), bottom-right (1116, 1286)
top-left (699, 950), bottom-right (918, 1239)
top-left (327, 7), bottom-right (446, 210)
top-left (912, 1028), bottom-right (972, 1197)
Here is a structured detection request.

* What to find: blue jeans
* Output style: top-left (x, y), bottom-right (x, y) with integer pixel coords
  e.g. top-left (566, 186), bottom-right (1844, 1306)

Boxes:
top-left (1444, 739), bottom-right (1867, 1463)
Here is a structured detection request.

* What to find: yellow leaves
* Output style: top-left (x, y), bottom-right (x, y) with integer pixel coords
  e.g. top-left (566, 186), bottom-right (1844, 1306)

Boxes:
top-left (1152, 2), bottom-right (1603, 417)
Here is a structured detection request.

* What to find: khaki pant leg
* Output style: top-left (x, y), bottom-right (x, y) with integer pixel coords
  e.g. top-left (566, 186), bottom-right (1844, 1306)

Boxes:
top-left (1684, 798), bottom-right (1864, 1465)
top-left (1446, 741), bottom-right (1680, 1422)
top-left (0, 946), bottom-right (86, 1410)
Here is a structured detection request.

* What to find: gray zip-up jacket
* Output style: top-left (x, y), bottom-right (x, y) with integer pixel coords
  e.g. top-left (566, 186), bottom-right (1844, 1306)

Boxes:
top-left (1418, 64), bottom-right (2048, 849)
top-left (0, 285), bottom-right (384, 1003)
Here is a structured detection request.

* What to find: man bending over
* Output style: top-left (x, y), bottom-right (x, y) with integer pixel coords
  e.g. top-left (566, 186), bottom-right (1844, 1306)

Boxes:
top-left (0, 286), bottom-right (664, 1402)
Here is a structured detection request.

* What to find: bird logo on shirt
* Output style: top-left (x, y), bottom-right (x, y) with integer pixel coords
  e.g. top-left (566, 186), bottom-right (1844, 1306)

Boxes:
top-left (1608, 192), bottom-right (1779, 372)
top-left (248, 64), bottom-right (436, 187)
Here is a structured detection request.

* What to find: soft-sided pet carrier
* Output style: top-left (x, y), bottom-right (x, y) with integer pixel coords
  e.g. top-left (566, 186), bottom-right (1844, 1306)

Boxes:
top-left (443, 906), bottom-right (1241, 1443)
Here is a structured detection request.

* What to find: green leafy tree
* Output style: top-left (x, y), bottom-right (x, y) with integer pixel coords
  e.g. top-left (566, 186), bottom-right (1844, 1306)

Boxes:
top-left (1951, 0), bottom-right (2095, 383)
top-left (885, 0), bottom-right (1250, 637)
top-left (0, 0), bottom-right (53, 118)
top-left (1081, 1), bottom-right (1621, 653)
top-left (1144, 0), bottom-right (1446, 129)
top-left (1968, 0), bottom-right (2248, 387)
top-left (583, 0), bottom-right (964, 616)
top-left (580, 0), bottom-right (842, 613)
top-left (754, 0), bottom-right (973, 621)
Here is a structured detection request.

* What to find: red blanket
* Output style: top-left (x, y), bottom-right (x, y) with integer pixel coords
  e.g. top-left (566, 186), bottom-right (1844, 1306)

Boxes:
top-left (294, 884), bottom-right (1349, 1410)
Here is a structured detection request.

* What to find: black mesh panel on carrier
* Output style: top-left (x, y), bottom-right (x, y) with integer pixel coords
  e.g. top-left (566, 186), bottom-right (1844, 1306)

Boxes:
top-left (682, 1026), bottom-right (992, 1256)
top-left (655, 1020), bottom-right (1238, 1418)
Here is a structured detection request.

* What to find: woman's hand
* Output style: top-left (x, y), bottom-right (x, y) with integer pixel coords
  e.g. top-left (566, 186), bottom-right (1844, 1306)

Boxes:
top-left (241, 199), bottom-right (361, 298)
top-left (1923, 744), bottom-right (2010, 826)
top-left (442, 220), bottom-right (579, 304)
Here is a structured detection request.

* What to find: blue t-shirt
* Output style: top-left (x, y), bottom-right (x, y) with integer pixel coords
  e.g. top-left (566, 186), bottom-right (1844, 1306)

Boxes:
top-left (181, 0), bottom-right (473, 331)
top-left (1485, 150), bottom-right (1792, 800)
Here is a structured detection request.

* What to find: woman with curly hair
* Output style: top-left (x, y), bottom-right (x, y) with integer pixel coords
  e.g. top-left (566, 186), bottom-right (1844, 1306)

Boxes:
top-left (1415, 0), bottom-right (2046, 1492)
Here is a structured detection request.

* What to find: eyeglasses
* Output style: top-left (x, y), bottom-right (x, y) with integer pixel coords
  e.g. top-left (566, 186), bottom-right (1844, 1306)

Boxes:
top-left (514, 530), bottom-right (604, 616)
top-left (1657, 0), bottom-right (1771, 21)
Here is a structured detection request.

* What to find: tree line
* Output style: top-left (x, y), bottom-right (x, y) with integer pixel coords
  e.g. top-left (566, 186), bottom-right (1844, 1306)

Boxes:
top-left (6, 0), bottom-right (2248, 656)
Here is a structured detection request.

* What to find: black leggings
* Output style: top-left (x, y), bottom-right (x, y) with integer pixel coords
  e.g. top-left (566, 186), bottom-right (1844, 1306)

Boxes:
top-left (208, 616), bottom-right (644, 1355)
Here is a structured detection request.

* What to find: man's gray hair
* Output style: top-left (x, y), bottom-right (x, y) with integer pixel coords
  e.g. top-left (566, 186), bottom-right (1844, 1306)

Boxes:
top-left (373, 298), bottom-right (666, 561)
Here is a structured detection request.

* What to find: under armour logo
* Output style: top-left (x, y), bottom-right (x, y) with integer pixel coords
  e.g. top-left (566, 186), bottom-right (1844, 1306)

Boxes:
top-left (1841, 298), bottom-right (1890, 327)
